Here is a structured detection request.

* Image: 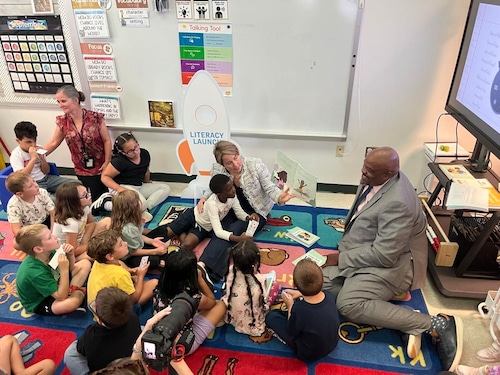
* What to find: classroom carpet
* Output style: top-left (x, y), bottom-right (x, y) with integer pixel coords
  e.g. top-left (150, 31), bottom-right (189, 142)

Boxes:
top-left (0, 197), bottom-right (442, 374)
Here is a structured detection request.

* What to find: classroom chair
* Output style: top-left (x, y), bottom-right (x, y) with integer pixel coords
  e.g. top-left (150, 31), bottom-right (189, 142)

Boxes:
top-left (0, 163), bottom-right (59, 212)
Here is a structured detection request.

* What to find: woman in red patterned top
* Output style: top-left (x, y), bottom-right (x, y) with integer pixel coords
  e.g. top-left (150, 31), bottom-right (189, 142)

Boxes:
top-left (44, 85), bottom-right (112, 200)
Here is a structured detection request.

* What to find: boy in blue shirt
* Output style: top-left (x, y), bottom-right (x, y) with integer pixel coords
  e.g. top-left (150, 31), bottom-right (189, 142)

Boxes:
top-left (265, 258), bottom-right (340, 362)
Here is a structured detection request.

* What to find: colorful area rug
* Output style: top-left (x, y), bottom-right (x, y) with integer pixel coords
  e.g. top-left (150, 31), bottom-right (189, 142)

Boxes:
top-left (0, 197), bottom-right (441, 374)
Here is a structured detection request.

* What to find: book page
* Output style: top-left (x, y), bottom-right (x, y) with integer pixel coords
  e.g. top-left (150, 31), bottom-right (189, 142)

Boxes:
top-left (453, 178), bottom-right (500, 209)
top-left (446, 182), bottom-right (489, 212)
top-left (439, 164), bottom-right (475, 179)
top-left (273, 151), bottom-right (318, 206)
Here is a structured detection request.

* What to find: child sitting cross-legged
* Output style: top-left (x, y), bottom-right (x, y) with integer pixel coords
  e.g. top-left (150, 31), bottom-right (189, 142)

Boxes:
top-left (86, 229), bottom-right (158, 313)
top-left (15, 223), bottom-right (91, 316)
top-left (53, 181), bottom-right (107, 262)
top-left (221, 240), bottom-right (270, 338)
top-left (97, 189), bottom-right (168, 271)
top-left (265, 258), bottom-right (340, 362)
top-left (6, 171), bottom-right (55, 236)
top-left (152, 247), bottom-right (227, 358)
top-left (63, 286), bottom-right (142, 374)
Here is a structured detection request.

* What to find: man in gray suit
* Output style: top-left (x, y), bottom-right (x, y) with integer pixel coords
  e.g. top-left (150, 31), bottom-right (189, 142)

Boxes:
top-left (322, 147), bottom-right (462, 372)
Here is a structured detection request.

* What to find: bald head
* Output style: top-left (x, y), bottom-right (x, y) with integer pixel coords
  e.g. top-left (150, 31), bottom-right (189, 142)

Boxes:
top-left (361, 147), bottom-right (400, 186)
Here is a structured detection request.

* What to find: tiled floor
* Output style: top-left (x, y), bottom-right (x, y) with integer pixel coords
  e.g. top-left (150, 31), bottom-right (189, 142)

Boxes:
top-left (168, 181), bottom-right (490, 369)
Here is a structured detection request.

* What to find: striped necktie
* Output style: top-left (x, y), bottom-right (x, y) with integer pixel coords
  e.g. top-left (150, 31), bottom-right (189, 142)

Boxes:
top-left (352, 185), bottom-right (373, 213)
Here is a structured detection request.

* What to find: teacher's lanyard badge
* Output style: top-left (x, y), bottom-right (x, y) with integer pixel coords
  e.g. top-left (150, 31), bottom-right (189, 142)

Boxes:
top-left (71, 110), bottom-right (94, 169)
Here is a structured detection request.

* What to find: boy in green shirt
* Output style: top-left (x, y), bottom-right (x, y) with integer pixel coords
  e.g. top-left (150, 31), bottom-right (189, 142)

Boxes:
top-left (15, 223), bottom-right (91, 315)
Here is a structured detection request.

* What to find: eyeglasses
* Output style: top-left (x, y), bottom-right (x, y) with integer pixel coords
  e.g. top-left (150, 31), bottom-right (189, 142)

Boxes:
top-left (80, 190), bottom-right (91, 199)
top-left (88, 299), bottom-right (97, 316)
top-left (122, 143), bottom-right (140, 155)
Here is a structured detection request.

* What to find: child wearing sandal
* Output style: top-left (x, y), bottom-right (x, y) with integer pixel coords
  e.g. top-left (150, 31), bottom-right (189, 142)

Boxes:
top-left (222, 240), bottom-right (269, 337)
top-left (15, 223), bottom-right (91, 316)
top-left (98, 190), bottom-right (168, 270)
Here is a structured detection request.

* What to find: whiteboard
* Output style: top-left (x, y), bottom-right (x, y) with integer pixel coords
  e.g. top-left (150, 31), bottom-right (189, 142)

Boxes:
top-left (2, 0), bottom-right (361, 139)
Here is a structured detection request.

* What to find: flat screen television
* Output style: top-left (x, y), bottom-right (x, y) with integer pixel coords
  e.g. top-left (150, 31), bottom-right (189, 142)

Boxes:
top-left (445, 0), bottom-right (500, 172)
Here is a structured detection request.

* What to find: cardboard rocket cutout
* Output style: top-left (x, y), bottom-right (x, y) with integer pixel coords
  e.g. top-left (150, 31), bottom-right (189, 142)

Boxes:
top-left (176, 70), bottom-right (235, 199)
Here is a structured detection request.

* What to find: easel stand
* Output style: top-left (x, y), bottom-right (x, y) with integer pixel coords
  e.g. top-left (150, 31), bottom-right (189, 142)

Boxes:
top-left (424, 162), bottom-right (500, 299)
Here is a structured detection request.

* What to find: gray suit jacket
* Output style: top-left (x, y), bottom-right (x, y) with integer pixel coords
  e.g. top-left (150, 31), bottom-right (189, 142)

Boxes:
top-left (334, 171), bottom-right (427, 290)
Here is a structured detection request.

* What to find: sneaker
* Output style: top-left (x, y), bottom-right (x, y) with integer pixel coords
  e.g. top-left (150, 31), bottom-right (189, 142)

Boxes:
top-left (91, 192), bottom-right (113, 215)
top-left (142, 211), bottom-right (153, 223)
top-left (66, 307), bottom-right (87, 318)
top-left (197, 262), bottom-right (215, 292)
top-left (402, 333), bottom-right (422, 359)
top-left (433, 313), bottom-right (463, 372)
top-left (476, 340), bottom-right (500, 362)
top-left (455, 365), bottom-right (485, 375)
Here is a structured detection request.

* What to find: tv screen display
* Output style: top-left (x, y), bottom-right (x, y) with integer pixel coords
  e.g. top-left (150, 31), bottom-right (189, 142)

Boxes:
top-left (445, 0), bottom-right (500, 161)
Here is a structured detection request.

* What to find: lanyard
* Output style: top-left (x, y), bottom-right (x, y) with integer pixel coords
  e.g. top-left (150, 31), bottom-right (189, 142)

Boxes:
top-left (70, 109), bottom-right (87, 155)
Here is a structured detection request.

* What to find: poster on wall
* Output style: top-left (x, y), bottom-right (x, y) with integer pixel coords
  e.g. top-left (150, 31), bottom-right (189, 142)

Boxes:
top-left (91, 94), bottom-right (121, 119)
top-left (83, 55), bottom-right (117, 82)
top-left (0, 16), bottom-right (75, 94)
top-left (178, 22), bottom-right (233, 96)
top-left (116, 0), bottom-right (150, 27)
top-left (74, 8), bottom-right (110, 38)
top-left (176, 0), bottom-right (193, 19)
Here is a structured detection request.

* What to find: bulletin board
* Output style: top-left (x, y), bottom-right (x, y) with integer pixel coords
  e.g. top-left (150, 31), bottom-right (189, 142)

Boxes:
top-left (0, 0), bottom-right (362, 139)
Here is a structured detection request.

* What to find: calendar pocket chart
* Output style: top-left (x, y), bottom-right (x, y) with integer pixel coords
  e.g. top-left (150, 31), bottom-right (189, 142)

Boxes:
top-left (0, 16), bottom-right (75, 94)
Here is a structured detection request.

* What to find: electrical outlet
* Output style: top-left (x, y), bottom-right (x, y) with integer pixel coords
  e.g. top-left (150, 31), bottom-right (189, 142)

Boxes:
top-left (336, 145), bottom-right (344, 157)
top-left (365, 147), bottom-right (377, 156)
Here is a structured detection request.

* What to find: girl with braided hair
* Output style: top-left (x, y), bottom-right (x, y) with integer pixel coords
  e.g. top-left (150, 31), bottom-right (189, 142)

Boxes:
top-left (222, 240), bottom-right (268, 337)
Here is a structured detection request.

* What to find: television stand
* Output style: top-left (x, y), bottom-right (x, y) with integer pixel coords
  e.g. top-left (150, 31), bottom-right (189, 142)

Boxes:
top-left (426, 162), bottom-right (500, 299)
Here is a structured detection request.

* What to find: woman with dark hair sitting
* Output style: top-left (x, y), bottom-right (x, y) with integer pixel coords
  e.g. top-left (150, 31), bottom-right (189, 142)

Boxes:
top-left (92, 132), bottom-right (170, 220)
